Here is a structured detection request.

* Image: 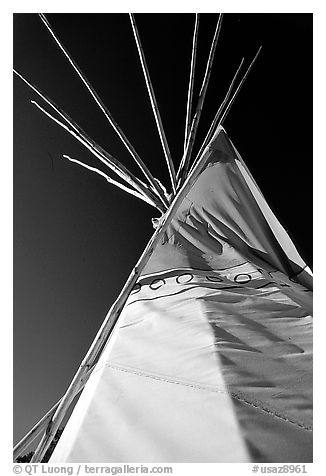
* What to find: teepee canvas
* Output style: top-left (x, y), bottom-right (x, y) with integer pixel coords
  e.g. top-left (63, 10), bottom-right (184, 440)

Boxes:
top-left (14, 13), bottom-right (312, 464)
top-left (49, 127), bottom-right (312, 463)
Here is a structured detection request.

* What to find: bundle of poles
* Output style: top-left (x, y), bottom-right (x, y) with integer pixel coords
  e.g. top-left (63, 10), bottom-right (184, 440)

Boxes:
top-left (14, 12), bottom-right (261, 462)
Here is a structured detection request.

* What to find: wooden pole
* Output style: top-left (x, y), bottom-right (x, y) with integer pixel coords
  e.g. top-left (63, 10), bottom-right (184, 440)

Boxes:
top-left (189, 48), bottom-right (262, 178)
top-left (219, 45), bottom-right (262, 126)
top-left (15, 406), bottom-right (57, 461)
top-left (38, 13), bottom-right (169, 208)
top-left (14, 69), bottom-right (165, 213)
top-left (129, 14), bottom-right (177, 196)
top-left (63, 155), bottom-right (158, 208)
top-left (193, 57), bottom-right (244, 168)
top-left (184, 14), bottom-right (199, 152)
top-left (13, 365), bottom-right (94, 460)
top-left (31, 99), bottom-right (166, 215)
top-left (31, 125), bottom-right (225, 463)
top-left (177, 13), bottom-right (223, 185)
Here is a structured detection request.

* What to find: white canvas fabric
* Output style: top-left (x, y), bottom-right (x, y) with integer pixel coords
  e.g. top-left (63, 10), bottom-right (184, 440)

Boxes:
top-left (51, 128), bottom-right (312, 462)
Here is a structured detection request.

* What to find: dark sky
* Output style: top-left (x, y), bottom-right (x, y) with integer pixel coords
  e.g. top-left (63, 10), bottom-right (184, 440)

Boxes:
top-left (13, 13), bottom-right (312, 445)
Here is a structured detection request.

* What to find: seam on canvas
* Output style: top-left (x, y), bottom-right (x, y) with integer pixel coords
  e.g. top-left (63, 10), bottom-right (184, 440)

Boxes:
top-left (229, 390), bottom-right (312, 432)
top-left (106, 362), bottom-right (228, 395)
top-left (105, 363), bottom-right (312, 432)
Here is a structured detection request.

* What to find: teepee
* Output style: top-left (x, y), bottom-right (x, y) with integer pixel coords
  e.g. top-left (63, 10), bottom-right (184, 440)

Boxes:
top-left (14, 13), bottom-right (312, 463)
